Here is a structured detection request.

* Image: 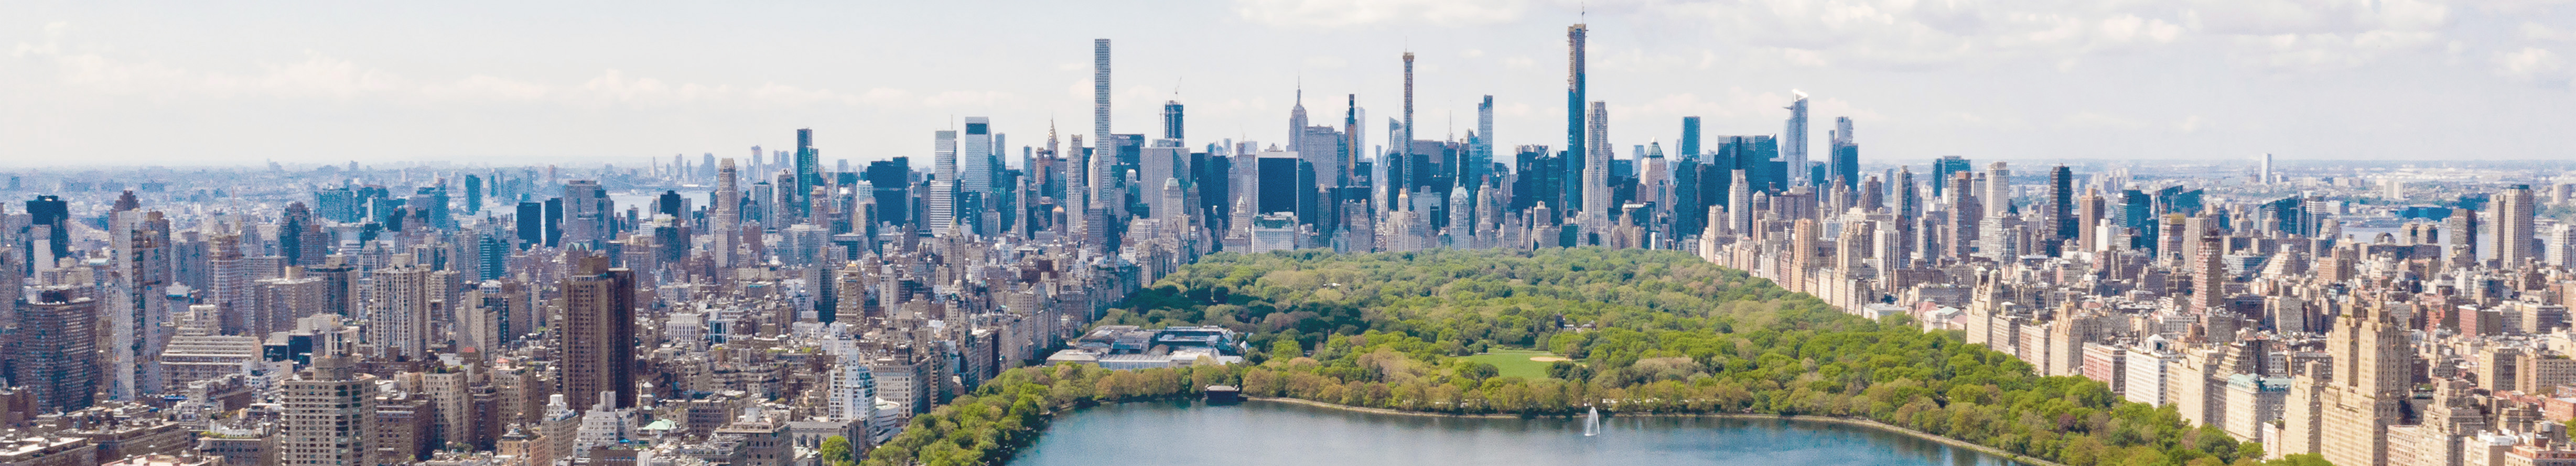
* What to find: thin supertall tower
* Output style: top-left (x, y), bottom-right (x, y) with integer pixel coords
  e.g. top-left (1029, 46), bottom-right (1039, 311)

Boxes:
top-left (1783, 92), bottom-right (1809, 186)
top-left (1403, 52), bottom-right (1416, 156)
top-left (1581, 101), bottom-right (1611, 239)
top-left (1088, 38), bottom-right (1114, 251)
top-left (1566, 24), bottom-right (1589, 214)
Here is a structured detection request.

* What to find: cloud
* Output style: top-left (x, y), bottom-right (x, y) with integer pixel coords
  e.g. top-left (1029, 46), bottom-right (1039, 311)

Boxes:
top-left (2058, 111), bottom-right (2150, 130)
top-left (1303, 55), bottom-right (1349, 68)
top-left (2494, 46), bottom-right (2575, 89)
top-left (1234, 0), bottom-right (1529, 28)
top-left (2524, 22), bottom-right (2576, 42)
top-left (2226, 30), bottom-right (2443, 72)
top-left (1609, 0), bottom-right (2451, 72)
top-left (15, 31), bottom-right (1011, 110)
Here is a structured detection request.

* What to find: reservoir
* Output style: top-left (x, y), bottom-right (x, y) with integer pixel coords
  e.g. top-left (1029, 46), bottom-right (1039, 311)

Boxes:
top-left (1011, 400), bottom-right (2033, 466)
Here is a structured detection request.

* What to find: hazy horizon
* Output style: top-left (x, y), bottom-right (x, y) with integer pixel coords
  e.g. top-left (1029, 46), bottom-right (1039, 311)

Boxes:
top-left (6, 1), bottom-right (2573, 168)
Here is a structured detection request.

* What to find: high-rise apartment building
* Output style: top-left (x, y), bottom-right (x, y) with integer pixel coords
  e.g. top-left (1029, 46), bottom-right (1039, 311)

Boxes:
top-left (277, 355), bottom-right (376, 466)
top-left (560, 253), bottom-right (637, 410)
top-left (16, 290), bottom-right (99, 413)
top-left (368, 259), bottom-right (434, 362)
top-left (2497, 185), bottom-right (2539, 266)
top-left (1581, 101), bottom-right (1611, 240)
top-left (1565, 25), bottom-right (1588, 215)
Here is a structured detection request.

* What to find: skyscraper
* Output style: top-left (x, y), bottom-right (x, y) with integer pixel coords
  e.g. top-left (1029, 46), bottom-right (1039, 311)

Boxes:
top-left (1163, 100), bottom-right (1184, 142)
top-left (16, 290), bottom-right (99, 413)
top-left (465, 174), bottom-right (483, 214)
top-left (27, 195), bottom-right (69, 261)
top-left (2050, 166), bottom-right (2077, 245)
top-left (1828, 117), bottom-right (1857, 190)
top-left (713, 158), bottom-right (742, 267)
top-left (1783, 91), bottom-right (1810, 186)
top-left (1475, 95), bottom-right (1494, 182)
top-left (1986, 162), bottom-right (2012, 217)
top-left (369, 259), bottom-right (434, 362)
top-left (930, 130), bottom-right (959, 236)
top-left (1565, 24), bottom-right (1588, 213)
top-left (1090, 39), bottom-right (1114, 251)
top-left (1581, 101), bottom-right (1611, 239)
top-left (561, 180), bottom-right (608, 249)
top-left (796, 128), bottom-right (820, 216)
top-left (2498, 185), bottom-right (2539, 265)
top-left (1403, 52), bottom-right (1416, 165)
top-left (1679, 116), bottom-right (1701, 158)
top-left (560, 253), bottom-right (636, 410)
top-left (1932, 156), bottom-right (1971, 196)
top-left (964, 117), bottom-right (995, 201)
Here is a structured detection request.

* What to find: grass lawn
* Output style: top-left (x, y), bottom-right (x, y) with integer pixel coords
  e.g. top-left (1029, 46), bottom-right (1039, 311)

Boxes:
top-left (1462, 349), bottom-right (1568, 380)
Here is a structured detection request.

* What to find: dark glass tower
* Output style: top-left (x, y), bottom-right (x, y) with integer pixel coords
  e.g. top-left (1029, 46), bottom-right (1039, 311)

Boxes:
top-left (795, 128), bottom-right (820, 216)
top-left (1163, 101), bottom-right (1184, 142)
top-left (26, 195), bottom-right (69, 259)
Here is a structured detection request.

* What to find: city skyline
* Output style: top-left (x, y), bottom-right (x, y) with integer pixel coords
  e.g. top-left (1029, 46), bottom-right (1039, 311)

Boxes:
top-left (6, 1), bottom-right (2575, 168)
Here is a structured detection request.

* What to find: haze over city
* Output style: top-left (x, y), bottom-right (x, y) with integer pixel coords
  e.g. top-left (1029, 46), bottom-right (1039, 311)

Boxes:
top-left (6, 3), bottom-right (2576, 466)
top-left (5, 0), bottom-right (2574, 167)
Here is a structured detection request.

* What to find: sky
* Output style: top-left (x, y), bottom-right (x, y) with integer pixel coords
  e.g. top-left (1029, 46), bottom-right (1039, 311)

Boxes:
top-left (3, 0), bottom-right (2573, 169)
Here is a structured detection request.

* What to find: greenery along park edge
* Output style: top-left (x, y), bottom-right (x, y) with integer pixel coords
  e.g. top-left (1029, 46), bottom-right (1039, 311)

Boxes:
top-left (851, 248), bottom-right (2336, 466)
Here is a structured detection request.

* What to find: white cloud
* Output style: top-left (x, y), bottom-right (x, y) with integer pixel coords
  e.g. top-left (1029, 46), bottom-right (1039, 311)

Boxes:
top-left (2494, 46), bottom-right (2574, 89)
top-left (1235, 0), bottom-right (1529, 28)
top-left (2059, 111), bottom-right (2149, 130)
top-left (2525, 22), bottom-right (2576, 42)
top-left (1303, 55), bottom-right (1349, 68)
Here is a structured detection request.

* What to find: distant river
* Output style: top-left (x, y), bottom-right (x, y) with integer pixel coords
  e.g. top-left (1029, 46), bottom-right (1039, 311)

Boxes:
top-left (1010, 400), bottom-right (2033, 466)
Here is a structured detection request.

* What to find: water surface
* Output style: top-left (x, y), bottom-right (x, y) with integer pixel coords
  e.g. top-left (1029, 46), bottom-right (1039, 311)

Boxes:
top-left (1012, 400), bottom-right (2031, 466)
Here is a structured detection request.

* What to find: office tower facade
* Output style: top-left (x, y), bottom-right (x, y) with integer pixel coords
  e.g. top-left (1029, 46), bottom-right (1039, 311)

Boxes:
top-left (965, 117), bottom-right (995, 202)
top-left (279, 355), bottom-right (376, 466)
top-left (930, 130), bottom-right (960, 235)
top-left (561, 180), bottom-right (609, 249)
top-left (2050, 166), bottom-right (2077, 244)
top-left (1581, 101), bottom-right (1611, 237)
top-left (561, 253), bottom-right (637, 410)
top-left (2259, 153), bottom-right (2275, 185)
top-left (27, 195), bottom-right (69, 261)
top-left (515, 201), bottom-right (543, 247)
top-left (1784, 92), bottom-right (1809, 186)
top-left (1932, 156), bottom-right (1971, 196)
top-left (465, 174), bottom-right (483, 214)
top-left (1828, 116), bottom-right (1858, 189)
top-left (714, 158), bottom-right (742, 266)
top-left (1565, 24), bottom-right (1588, 214)
top-left (1680, 117), bottom-right (1701, 158)
top-left (1476, 95), bottom-right (1494, 182)
top-left (2498, 185), bottom-right (2539, 265)
top-left (1163, 101), bottom-right (1184, 142)
top-left (17, 290), bottom-right (99, 413)
top-left (1986, 162), bottom-right (2012, 217)
top-left (796, 128), bottom-right (820, 215)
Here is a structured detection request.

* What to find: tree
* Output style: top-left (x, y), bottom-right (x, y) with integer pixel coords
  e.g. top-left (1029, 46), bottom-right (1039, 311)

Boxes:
top-left (818, 436), bottom-right (856, 466)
